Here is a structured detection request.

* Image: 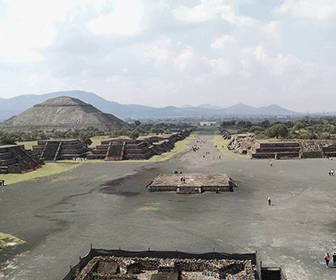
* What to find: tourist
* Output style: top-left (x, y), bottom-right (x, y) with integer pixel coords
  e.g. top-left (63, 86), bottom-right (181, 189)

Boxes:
top-left (325, 253), bottom-right (330, 267)
top-left (269, 161), bottom-right (273, 167)
top-left (267, 196), bottom-right (272, 206)
top-left (331, 169), bottom-right (335, 176)
top-left (333, 252), bottom-right (336, 265)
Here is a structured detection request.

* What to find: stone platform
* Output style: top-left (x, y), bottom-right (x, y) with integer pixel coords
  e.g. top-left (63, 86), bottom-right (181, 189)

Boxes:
top-left (0, 144), bottom-right (42, 174)
top-left (147, 174), bottom-right (237, 194)
top-left (63, 249), bottom-right (261, 280)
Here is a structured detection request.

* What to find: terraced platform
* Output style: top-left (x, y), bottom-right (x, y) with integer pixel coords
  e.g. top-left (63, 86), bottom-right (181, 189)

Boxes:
top-left (147, 174), bottom-right (237, 194)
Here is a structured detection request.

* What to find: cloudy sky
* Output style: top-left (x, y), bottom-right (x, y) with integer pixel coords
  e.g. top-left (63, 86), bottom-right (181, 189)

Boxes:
top-left (0, 0), bottom-right (335, 112)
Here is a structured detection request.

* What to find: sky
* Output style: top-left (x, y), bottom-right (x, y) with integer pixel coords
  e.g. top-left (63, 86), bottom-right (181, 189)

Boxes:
top-left (0, 0), bottom-right (336, 112)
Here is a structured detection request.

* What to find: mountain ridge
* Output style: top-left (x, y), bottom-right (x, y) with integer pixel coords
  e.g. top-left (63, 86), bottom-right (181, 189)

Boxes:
top-left (0, 90), bottom-right (300, 120)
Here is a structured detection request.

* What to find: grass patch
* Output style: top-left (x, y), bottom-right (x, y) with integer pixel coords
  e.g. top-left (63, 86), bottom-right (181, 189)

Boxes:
top-left (0, 233), bottom-right (25, 249)
top-left (16, 141), bottom-right (37, 150)
top-left (89, 136), bottom-right (115, 148)
top-left (213, 134), bottom-right (248, 159)
top-left (137, 206), bottom-right (159, 212)
top-left (0, 162), bottom-right (82, 185)
top-left (148, 132), bottom-right (198, 162)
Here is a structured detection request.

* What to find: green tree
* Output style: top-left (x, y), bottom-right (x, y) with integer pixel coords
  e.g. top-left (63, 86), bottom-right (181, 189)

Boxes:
top-left (129, 130), bottom-right (140, 140)
top-left (266, 124), bottom-right (289, 138)
top-left (79, 132), bottom-right (92, 146)
top-left (293, 120), bottom-right (306, 130)
top-left (0, 134), bottom-right (16, 145)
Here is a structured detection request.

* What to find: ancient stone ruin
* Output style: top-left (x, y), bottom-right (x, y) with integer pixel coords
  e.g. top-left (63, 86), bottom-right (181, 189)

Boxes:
top-left (227, 133), bottom-right (336, 160)
top-left (76, 256), bottom-right (254, 280)
top-left (250, 141), bottom-right (300, 159)
top-left (64, 250), bottom-right (262, 280)
top-left (147, 174), bottom-right (237, 194)
top-left (1, 96), bottom-right (128, 131)
top-left (32, 139), bottom-right (88, 161)
top-left (64, 249), bottom-right (285, 280)
top-left (0, 145), bottom-right (42, 174)
top-left (228, 134), bottom-right (255, 155)
top-left (87, 131), bottom-right (191, 161)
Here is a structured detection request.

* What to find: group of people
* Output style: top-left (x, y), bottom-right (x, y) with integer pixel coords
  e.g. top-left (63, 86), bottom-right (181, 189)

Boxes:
top-left (328, 169), bottom-right (335, 176)
top-left (324, 252), bottom-right (336, 267)
top-left (192, 145), bottom-right (200, 152)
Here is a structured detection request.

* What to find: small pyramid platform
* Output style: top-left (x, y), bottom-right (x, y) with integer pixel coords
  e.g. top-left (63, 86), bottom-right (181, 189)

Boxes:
top-left (32, 139), bottom-right (88, 161)
top-left (0, 145), bottom-right (42, 174)
top-left (87, 130), bottom-right (191, 161)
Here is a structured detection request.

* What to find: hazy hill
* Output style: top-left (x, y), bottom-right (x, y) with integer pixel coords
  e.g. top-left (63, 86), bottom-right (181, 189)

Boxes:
top-left (1, 96), bottom-right (128, 131)
top-left (0, 90), bottom-right (299, 121)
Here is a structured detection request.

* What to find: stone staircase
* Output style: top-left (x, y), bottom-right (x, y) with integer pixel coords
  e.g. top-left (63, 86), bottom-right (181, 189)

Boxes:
top-left (251, 142), bottom-right (300, 159)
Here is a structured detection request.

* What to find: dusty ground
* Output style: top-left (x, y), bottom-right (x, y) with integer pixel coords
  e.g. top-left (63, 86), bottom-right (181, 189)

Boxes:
top-left (1, 129), bottom-right (336, 279)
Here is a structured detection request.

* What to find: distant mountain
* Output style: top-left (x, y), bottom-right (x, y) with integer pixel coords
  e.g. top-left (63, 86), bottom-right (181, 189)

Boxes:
top-left (259, 104), bottom-right (296, 115)
top-left (225, 103), bottom-right (261, 115)
top-left (0, 90), bottom-right (299, 121)
top-left (1, 96), bottom-right (128, 131)
top-left (197, 104), bottom-right (223, 110)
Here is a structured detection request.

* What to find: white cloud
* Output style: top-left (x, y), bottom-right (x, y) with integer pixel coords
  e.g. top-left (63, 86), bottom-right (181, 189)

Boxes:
top-left (0, 0), bottom-right (88, 61)
top-left (86, 0), bottom-right (145, 36)
top-left (143, 38), bottom-right (175, 65)
top-left (0, 0), bottom-right (335, 111)
top-left (211, 35), bottom-right (237, 49)
top-left (173, 0), bottom-right (254, 26)
top-left (276, 0), bottom-right (336, 21)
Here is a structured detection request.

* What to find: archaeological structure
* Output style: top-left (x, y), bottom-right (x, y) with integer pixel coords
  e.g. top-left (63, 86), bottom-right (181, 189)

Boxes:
top-left (147, 174), bottom-right (237, 194)
top-left (227, 133), bottom-right (336, 160)
top-left (87, 130), bottom-right (191, 161)
top-left (32, 139), bottom-right (88, 161)
top-left (0, 96), bottom-right (128, 131)
top-left (63, 248), bottom-right (285, 280)
top-left (0, 144), bottom-right (42, 174)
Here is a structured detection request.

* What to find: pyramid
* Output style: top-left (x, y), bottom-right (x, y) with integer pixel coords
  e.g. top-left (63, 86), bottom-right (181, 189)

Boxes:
top-left (1, 96), bottom-right (128, 131)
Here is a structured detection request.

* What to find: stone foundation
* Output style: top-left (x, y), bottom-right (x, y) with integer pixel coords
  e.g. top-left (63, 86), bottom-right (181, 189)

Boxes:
top-left (147, 174), bottom-right (237, 194)
top-left (74, 256), bottom-right (255, 280)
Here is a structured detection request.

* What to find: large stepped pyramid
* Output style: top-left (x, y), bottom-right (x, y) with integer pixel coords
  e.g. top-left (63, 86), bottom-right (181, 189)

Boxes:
top-left (1, 96), bottom-right (128, 131)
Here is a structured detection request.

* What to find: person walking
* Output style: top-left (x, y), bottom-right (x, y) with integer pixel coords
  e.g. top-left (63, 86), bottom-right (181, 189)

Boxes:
top-left (267, 196), bottom-right (272, 206)
top-left (325, 253), bottom-right (330, 267)
top-left (333, 252), bottom-right (336, 265)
